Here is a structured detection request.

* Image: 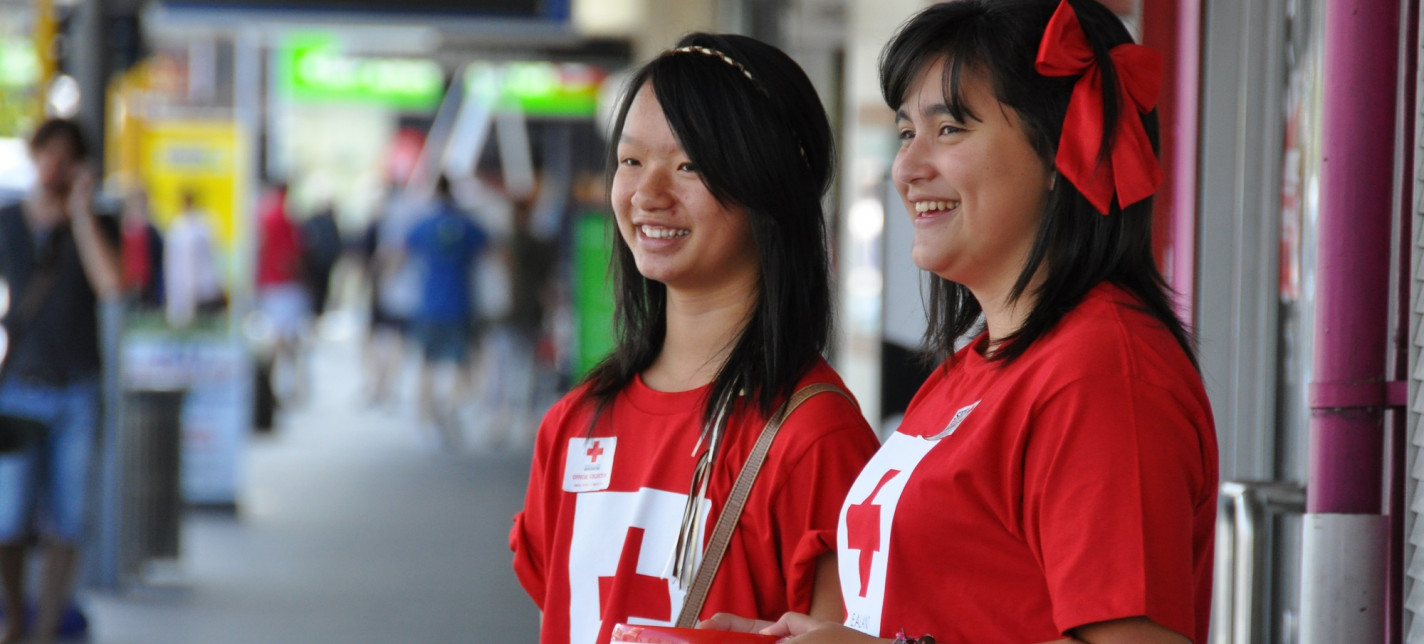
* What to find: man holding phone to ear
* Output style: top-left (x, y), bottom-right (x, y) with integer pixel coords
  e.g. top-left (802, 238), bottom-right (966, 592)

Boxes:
top-left (0, 118), bottom-right (120, 644)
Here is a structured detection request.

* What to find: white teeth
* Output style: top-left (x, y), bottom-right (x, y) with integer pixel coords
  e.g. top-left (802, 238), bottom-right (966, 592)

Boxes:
top-left (914, 200), bottom-right (959, 213)
top-left (640, 225), bottom-right (690, 239)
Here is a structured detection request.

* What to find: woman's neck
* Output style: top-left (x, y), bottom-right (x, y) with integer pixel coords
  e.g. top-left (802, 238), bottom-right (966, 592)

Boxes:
top-left (972, 269), bottom-right (1044, 357)
top-left (641, 278), bottom-right (757, 393)
top-left (979, 299), bottom-right (1027, 357)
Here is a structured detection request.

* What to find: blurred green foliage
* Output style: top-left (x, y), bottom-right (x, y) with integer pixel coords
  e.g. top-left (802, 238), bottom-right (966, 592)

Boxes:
top-left (0, 87), bottom-right (38, 138)
top-left (0, 37), bottom-right (39, 138)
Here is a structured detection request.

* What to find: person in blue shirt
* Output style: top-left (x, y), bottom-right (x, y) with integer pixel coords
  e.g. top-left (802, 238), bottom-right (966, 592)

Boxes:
top-left (406, 174), bottom-right (488, 449)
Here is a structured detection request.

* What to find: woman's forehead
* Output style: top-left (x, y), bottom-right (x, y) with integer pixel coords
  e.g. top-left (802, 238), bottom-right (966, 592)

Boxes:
top-left (617, 85), bottom-right (693, 158)
top-left (899, 58), bottom-right (997, 115)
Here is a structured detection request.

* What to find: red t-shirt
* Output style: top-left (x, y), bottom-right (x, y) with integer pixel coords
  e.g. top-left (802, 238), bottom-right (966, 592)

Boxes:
top-left (511, 359), bottom-right (881, 644)
top-left (837, 284), bottom-right (1217, 643)
top-left (121, 219), bottom-right (152, 292)
top-left (256, 194), bottom-right (302, 287)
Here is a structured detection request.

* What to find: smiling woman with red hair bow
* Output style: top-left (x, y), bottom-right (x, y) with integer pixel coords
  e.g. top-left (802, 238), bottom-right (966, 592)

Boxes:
top-left (707, 1), bottom-right (1217, 643)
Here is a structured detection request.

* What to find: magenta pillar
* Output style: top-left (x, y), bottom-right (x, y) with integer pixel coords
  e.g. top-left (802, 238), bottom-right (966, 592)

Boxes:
top-left (1306, 0), bottom-right (1400, 514)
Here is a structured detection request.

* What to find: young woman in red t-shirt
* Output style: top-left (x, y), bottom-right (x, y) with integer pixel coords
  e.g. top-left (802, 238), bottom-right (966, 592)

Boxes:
top-left (510, 33), bottom-right (881, 644)
top-left (710, 1), bottom-right (1218, 643)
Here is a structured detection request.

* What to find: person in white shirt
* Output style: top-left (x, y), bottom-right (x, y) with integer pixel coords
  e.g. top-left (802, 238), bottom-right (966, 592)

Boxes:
top-left (163, 188), bottom-right (224, 327)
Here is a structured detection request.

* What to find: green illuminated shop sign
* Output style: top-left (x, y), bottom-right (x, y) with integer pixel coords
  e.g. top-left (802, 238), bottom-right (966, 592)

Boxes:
top-left (278, 35), bottom-right (444, 111)
top-left (467, 61), bottom-right (601, 118)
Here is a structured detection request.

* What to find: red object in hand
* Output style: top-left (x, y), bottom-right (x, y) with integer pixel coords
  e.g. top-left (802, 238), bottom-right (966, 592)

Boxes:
top-left (610, 624), bottom-right (779, 643)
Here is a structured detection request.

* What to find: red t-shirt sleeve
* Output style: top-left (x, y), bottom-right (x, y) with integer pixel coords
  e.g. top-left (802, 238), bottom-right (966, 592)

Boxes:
top-left (511, 395), bottom-right (577, 607)
top-left (1022, 376), bottom-right (1208, 640)
top-left (768, 393), bottom-right (881, 614)
top-left (509, 512), bottom-right (542, 604)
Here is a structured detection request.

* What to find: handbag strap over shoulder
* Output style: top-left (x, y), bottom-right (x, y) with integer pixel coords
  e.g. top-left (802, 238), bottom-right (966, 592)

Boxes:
top-left (674, 381), bottom-right (850, 628)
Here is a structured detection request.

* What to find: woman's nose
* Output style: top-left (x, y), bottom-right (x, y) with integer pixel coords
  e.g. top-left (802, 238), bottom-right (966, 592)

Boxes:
top-left (631, 167), bottom-right (674, 211)
top-left (892, 134), bottom-right (933, 187)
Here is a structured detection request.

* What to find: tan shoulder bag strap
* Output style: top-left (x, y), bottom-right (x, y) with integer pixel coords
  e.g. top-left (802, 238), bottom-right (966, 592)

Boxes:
top-left (674, 382), bottom-right (850, 627)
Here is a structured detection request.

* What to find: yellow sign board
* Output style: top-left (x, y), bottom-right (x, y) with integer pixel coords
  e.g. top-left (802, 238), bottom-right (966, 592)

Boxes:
top-left (140, 119), bottom-right (245, 255)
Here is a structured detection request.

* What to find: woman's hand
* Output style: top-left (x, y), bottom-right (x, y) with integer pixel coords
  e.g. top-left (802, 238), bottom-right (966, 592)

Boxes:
top-left (703, 612), bottom-right (888, 644)
top-left (699, 613), bottom-right (776, 633)
top-left (762, 613), bottom-right (886, 643)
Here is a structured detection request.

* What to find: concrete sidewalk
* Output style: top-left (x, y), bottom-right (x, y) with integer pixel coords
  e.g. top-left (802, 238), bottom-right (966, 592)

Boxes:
top-left (81, 319), bottom-right (542, 643)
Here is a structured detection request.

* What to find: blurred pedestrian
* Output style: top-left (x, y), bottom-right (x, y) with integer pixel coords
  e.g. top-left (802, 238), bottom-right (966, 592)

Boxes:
top-left (255, 181), bottom-right (311, 405)
top-left (0, 118), bottom-right (121, 644)
top-left (164, 187), bottom-right (226, 328)
top-left (360, 181), bottom-right (420, 406)
top-left (476, 191), bottom-right (556, 449)
top-left (406, 175), bottom-right (487, 448)
top-left (299, 202), bottom-right (342, 319)
top-left (119, 186), bottom-right (164, 309)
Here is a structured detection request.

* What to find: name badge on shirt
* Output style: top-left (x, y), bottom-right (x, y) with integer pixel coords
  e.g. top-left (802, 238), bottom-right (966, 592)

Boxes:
top-left (563, 437), bottom-right (617, 493)
top-left (928, 400), bottom-right (980, 440)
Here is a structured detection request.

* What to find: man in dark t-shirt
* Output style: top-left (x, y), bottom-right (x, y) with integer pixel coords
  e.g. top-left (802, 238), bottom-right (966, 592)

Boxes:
top-left (0, 119), bottom-right (121, 644)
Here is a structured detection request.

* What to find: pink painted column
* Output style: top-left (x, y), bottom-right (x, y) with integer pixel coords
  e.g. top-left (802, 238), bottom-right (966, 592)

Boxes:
top-left (1141, 0), bottom-right (1201, 326)
top-left (1297, 4), bottom-right (1400, 638)
top-left (1306, 0), bottom-right (1399, 515)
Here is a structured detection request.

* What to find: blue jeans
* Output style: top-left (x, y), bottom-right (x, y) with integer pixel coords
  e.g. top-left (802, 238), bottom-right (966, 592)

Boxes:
top-left (0, 377), bottom-right (100, 543)
top-left (415, 320), bottom-right (473, 365)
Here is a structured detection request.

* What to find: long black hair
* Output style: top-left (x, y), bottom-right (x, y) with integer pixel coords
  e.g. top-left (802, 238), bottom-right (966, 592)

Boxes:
top-left (880, 0), bottom-right (1196, 368)
top-left (584, 32), bottom-right (837, 427)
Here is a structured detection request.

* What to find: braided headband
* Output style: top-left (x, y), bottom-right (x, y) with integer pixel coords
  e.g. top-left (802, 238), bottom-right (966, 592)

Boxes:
top-left (1034, 0), bottom-right (1163, 215)
top-left (665, 43), bottom-right (811, 164)
top-left (668, 45), bottom-right (757, 83)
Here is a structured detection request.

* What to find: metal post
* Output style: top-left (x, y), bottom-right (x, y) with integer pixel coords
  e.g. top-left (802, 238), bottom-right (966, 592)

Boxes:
top-left (75, 0), bottom-right (114, 590)
top-left (1307, 0), bottom-right (1399, 514)
top-left (1299, 0), bottom-right (1402, 640)
top-left (1299, 514), bottom-right (1389, 643)
top-left (86, 300), bottom-right (124, 589)
top-left (235, 27), bottom-right (261, 297)
top-left (71, 0), bottom-right (107, 160)
top-left (1212, 481), bottom-right (1306, 644)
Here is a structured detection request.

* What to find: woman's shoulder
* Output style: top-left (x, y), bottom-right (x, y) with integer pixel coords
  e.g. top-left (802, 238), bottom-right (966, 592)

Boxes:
top-left (1041, 284), bottom-right (1176, 352)
top-left (536, 384), bottom-right (601, 438)
top-left (787, 359), bottom-right (860, 411)
top-left (774, 359), bottom-right (878, 444)
top-left (1029, 283), bottom-right (1201, 389)
top-left (792, 358), bottom-right (850, 389)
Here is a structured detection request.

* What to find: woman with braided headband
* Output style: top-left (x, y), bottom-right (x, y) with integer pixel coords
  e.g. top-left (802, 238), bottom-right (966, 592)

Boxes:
top-left (707, 1), bottom-right (1217, 643)
top-left (510, 32), bottom-right (880, 644)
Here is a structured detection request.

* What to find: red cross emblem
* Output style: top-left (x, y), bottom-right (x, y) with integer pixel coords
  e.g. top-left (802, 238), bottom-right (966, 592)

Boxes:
top-left (587, 440), bottom-right (606, 463)
top-left (845, 469), bottom-right (901, 598)
top-left (595, 526), bottom-right (672, 642)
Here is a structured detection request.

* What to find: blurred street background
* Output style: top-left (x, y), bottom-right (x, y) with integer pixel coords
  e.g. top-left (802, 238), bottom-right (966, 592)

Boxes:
top-left (84, 310), bottom-right (541, 643)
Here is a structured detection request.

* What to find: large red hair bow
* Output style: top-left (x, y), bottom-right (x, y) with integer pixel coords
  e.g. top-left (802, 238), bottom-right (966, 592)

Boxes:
top-left (1034, 0), bottom-right (1163, 215)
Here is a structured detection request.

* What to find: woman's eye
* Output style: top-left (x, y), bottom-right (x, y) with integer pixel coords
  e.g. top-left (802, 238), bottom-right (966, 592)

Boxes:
top-left (939, 124), bottom-right (963, 136)
top-left (619, 157), bottom-right (640, 167)
top-left (897, 129), bottom-right (915, 142)
top-left (677, 162), bottom-right (698, 173)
